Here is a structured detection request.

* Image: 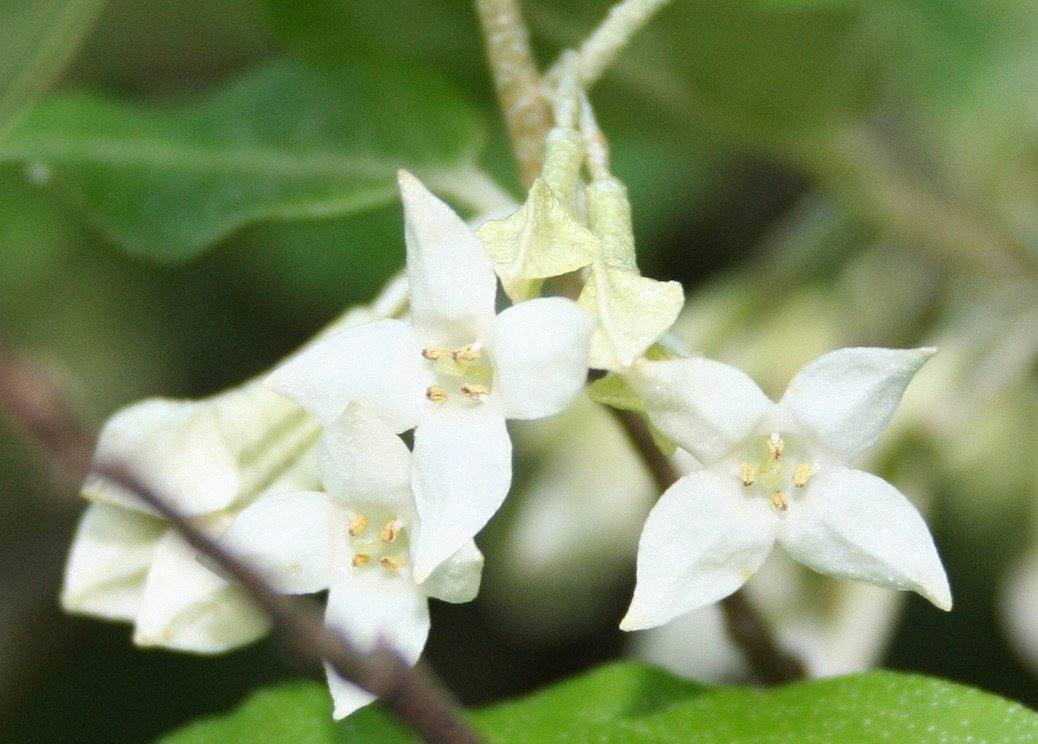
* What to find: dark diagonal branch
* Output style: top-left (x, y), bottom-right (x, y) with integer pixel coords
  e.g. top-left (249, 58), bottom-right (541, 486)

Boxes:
top-left (0, 337), bottom-right (481, 744)
top-left (609, 408), bottom-right (806, 685)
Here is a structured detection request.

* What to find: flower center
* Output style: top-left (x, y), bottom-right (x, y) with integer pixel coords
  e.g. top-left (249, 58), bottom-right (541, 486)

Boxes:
top-left (421, 341), bottom-right (494, 406)
top-left (735, 433), bottom-right (814, 512)
top-left (346, 505), bottom-right (409, 576)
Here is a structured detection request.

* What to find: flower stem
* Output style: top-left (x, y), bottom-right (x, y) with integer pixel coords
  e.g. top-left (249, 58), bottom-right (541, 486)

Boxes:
top-left (609, 407), bottom-right (807, 685)
top-left (473, 0), bottom-right (552, 188)
top-left (550, 0), bottom-right (674, 87)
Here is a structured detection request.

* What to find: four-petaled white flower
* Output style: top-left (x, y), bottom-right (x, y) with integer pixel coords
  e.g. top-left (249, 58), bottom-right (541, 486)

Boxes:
top-left (620, 347), bottom-right (952, 631)
top-left (220, 404), bottom-right (483, 719)
top-left (268, 171), bottom-right (594, 581)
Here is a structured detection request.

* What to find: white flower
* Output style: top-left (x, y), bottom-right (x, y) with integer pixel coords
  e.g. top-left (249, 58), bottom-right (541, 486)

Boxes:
top-left (267, 171), bottom-right (595, 581)
top-left (61, 278), bottom-right (410, 651)
top-left (620, 347), bottom-right (952, 631)
top-left (220, 405), bottom-right (483, 719)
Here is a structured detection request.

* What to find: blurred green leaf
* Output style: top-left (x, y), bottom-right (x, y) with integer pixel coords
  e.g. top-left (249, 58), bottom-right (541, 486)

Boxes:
top-left (0, 59), bottom-right (485, 261)
top-left (0, 0), bottom-right (108, 138)
top-left (158, 661), bottom-right (1038, 743)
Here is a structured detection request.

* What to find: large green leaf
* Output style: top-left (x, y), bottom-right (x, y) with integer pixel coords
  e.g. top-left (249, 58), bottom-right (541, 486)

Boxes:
top-left (0, 60), bottom-right (485, 261)
top-left (0, 0), bottom-right (108, 139)
top-left (158, 661), bottom-right (1038, 743)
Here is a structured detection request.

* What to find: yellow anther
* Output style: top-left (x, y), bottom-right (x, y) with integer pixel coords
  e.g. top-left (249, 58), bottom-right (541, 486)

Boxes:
top-left (770, 490), bottom-right (789, 512)
top-left (452, 343), bottom-right (482, 363)
top-left (793, 463), bottom-right (812, 488)
top-left (422, 345), bottom-right (449, 361)
top-left (460, 383), bottom-right (489, 401)
top-left (379, 520), bottom-right (402, 544)
top-left (739, 463), bottom-right (758, 487)
top-left (380, 556), bottom-right (406, 575)
top-left (351, 553), bottom-right (370, 567)
top-left (348, 514), bottom-right (368, 536)
top-left (426, 384), bottom-right (448, 404)
top-left (767, 434), bottom-right (785, 461)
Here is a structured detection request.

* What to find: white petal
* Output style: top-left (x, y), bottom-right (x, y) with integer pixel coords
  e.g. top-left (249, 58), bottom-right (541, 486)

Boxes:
top-left (492, 297), bottom-right (594, 419)
top-left (319, 404), bottom-right (413, 510)
top-left (324, 571), bottom-right (430, 719)
top-left (779, 467), bottom-right (951, 611)
top-left (266, 318), bottom-right (431, 431)
top-left (219, 491), bottom-right (333, 594)
top-left (620, 469), bottom-right (779, 631)
top-left (398, 170), bottom-right (497, 335)
top-left (60, 503), bottom-right (164, 620)
top-left (134, 530), bottom-right (270, 653)
top-left (411, 408), bottom-right (512, 582)
top-left (778, 347), bottom-right (936, 462)
top-left (629, 357), bottom-right (773, 465)
top-left (422, 540), bottom-right (484, 603)
top-left (83, 399), bottom-right (241, 516)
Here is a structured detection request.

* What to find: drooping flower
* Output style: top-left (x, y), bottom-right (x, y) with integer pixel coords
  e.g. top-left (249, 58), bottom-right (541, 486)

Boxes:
top-left (220, 404), bottom-right (483, 719)
top-left (267, 171), bottom-right (594, 581)
top-left (61, 278), bottom-right (409, 651)
top-left (620, 347), bottom-right (952, 631)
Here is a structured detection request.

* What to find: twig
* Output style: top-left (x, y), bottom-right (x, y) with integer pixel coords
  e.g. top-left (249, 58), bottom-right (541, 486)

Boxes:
top-left (0, 338), bottom-right (482, 744)
top-left (473, 0), bottom-right (551, 187)
top-left (0, 337), bottom-right (92, 481)
top-left (95, 464), bottom-right (481, 744)
top-left (609, 408), bottom-right (807, 685)
top-left (549, 0), bottom-right (674, 87)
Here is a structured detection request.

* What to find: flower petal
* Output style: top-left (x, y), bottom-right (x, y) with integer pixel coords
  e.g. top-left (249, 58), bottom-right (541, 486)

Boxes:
top-left (398, 170), bottom-right (497, 335)
top-left (492, 297), bottom-right (594, 419)
top-left (60, 503), bottom-right (165, 620)
top-left (779, 466), bottom-right (951, 611)
top-left (411, 408), bottom-right (512, 582)
top-left (134, 530), bottom-right (269, 653)
top-left (629, 357), bottom-right (773, 465)
top-left (266, 318), bottom-right (431, 432)
top-left (620, 469), bottom-right (779, 631)
top-left (319, 404), bottom-right (413, 510)
top-left (422, 540), bottom-right (484, 604)
top-left (324, 570), bottom-right (430, 719)
top-left (778, 346), bottom-right (936, 462)
top-left (219, 490), bottom-right (333, 594)
top-left (83, 399), bottom-right (241, 516)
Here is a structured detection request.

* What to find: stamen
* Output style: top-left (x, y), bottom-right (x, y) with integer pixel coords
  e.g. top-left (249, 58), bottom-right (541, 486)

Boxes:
top-left (770, 489), bottom-right (788, 511)
top-left (426, 384), bottom-right (448, 404)
top-left (452, 342), bottom-right (483, 363)
top-left (739, 463), bottom-right (758, 487)
top-left (351, 553), bottom-right (370, 567)
top-left (793, 463), bottom-right (812, 488)
top-left (460, 383), bottom-right (489, 401)
top-left (380, 556), bottom-right (406, 575)
top-left (379, 520), bottom-right (402, 544)
top-left (421, 345), bottom-right (449, 361)
top-left (767, 433), bottom-right (785, 461)
top-left (348, 513), bottom-right (368, 536)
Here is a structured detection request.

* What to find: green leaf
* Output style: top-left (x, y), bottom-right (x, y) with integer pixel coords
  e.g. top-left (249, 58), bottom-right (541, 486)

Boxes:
top-left (0, 59), bottom-right (485, 261)
top-left (157, 662), bottom-right (1038, 743)
top-left (0, 0), bottom-right (108, 139)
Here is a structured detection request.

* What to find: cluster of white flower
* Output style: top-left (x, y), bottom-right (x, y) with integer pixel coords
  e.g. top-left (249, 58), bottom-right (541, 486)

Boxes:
top-left (61, 98), bottom-right (951, 720)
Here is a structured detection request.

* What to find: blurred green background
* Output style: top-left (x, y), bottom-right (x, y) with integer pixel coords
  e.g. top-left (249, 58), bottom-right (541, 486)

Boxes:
top-left (1, 0), bottom-right (1036, 741)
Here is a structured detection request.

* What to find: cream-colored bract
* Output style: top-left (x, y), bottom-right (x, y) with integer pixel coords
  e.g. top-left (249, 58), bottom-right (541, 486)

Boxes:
top-left (220, 405), bottom-right (483, 720)
top-left (267, 171), bottom-right (595, 581)
top-left (620, 346), bottom-right (952, 632)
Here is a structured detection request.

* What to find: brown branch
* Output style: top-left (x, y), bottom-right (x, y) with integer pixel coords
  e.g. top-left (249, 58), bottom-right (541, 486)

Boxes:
top-left (608, 407), bottom-right (806, 685)
top-left (473, 0), bottom-right (551, 187)
top-left (0, 337), bottom-right (481, 744)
